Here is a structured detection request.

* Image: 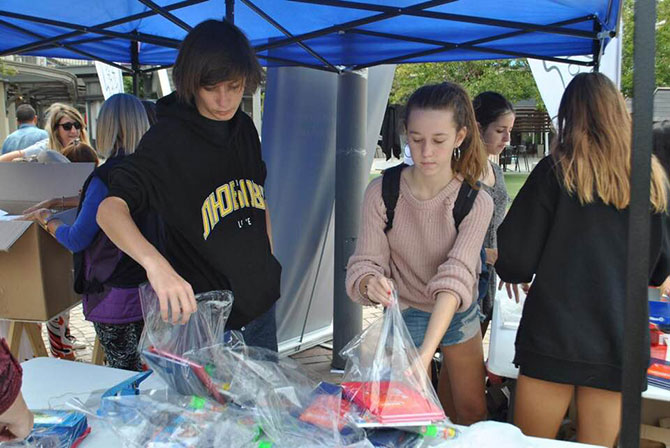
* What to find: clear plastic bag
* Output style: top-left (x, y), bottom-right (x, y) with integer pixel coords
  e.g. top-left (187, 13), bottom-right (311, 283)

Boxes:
top-left (138, 283), bottom-right (233, 357)
top-left (95, 393), bottom-right (261, 448)
top-left (138, 284), bottom-right (234, 399)
top-left (340, 293), bottom-right (446, 427)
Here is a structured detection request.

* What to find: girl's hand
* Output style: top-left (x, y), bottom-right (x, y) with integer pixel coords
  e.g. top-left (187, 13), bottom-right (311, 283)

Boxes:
top-left (485, 248), bottom-right (498, 265)
top-left (363, 275), bottom-right (394, 307)
top-left (145, 257), bottom-right (197, 324)
top-left (498, 280), bottom-right (530, 303)
top-left (22, 208), bottom-right (52, 226)
top-left (660, 276), bottom-right (670, 298)
top-left (23, 199), bottom-right (55, 215)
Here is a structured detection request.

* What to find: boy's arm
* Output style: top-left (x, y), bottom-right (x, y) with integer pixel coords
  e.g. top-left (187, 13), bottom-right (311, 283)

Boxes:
top-left (97, 196), bottom-right (197, 324)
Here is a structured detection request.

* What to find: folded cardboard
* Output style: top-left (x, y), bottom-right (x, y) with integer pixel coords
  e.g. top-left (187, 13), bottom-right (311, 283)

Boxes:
top-left (0, 162), bottom-right (94, 321)
top-left (641, 424), bottom-right (670, 446)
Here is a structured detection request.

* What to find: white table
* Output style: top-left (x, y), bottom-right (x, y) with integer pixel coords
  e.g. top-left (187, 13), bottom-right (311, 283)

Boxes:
top-left (20, 357), bottom-right (602, 447)
top-left (486, 290), bottom-right (670, 401)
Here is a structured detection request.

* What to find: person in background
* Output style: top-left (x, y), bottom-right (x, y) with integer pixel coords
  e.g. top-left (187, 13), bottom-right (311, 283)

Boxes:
top-left (23, 94), bottom-right (151, 371)
top-left (0, 103), bottom-right (89, 162)
top-left (496, 72), bottom-right (670, 447)
top-left (1, 104), bottom-right (48, 155)
top-left (472, 91), bottom-right (515, 333)
top-left (141, 100), bottom-right (158, 127)
top-left (0, 338), bottom-right (33, 442)
top-left (97, 20), bottom-right (281, 350)
top-left (346, 82), bottom-right (493, 424)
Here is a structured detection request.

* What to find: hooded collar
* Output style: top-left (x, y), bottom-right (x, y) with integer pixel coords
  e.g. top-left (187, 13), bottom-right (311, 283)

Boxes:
top-left (156, 92), bottom-right (243, 148)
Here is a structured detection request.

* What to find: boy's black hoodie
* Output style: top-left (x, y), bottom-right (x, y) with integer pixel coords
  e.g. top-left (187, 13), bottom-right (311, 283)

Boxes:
top-left (107, 92), bottom-right (281, 329)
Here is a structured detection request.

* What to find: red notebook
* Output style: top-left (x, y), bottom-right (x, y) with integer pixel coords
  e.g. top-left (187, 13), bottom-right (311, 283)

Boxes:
top-left (341, 381), bottom-right (445, 424)
top-left (146, 346), bottom-right (227, 404)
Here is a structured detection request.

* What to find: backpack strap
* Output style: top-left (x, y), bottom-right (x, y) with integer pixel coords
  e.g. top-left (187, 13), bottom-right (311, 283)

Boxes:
top-left (453, 180), bottom-right (481, 231)
top-left (381, 164), bottom-right (407, 233)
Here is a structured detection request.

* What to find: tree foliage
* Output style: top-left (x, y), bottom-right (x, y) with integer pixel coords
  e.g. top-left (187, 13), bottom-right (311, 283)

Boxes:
top-left (621, 0), bottom-right (670, 97)
top-left (389, 59), bottom-right (542, 107)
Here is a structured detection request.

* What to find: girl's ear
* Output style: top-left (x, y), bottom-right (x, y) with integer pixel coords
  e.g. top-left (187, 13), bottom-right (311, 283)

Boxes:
top-left (455, 126), bottom-right (468, 148)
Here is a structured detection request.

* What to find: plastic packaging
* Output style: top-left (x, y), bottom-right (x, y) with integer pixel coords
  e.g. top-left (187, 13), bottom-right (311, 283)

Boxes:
top-left (138, 283), bottom-right (233, 357)
top-left (96, 393), bottom-right (261, 448)
top-left (138, 284), bottom-right (234, 399)
top-left (340, 292), bottom-right (446, 427)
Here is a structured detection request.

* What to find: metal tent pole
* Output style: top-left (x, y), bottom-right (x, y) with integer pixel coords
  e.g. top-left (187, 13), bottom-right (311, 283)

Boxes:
top-left (131, 40), bottom-right (140, 97)
top-left (332, 70), bottom-right (367, 369)
top-left (226, 0), bottom-right (235, 23)
top-left (620, 0), bottom-right (656, 446)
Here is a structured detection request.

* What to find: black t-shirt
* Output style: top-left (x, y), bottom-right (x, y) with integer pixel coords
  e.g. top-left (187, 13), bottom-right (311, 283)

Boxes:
top-left (107, 92), bottom-right (281, 329)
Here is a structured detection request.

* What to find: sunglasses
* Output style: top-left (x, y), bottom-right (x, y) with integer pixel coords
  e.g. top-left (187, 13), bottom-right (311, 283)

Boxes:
top-left (56, 121), bottom-right (82, 131)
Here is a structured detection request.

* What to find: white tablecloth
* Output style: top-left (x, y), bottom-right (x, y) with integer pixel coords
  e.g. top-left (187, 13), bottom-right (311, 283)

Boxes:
top-left (19, 357), bottom-right (603, 447)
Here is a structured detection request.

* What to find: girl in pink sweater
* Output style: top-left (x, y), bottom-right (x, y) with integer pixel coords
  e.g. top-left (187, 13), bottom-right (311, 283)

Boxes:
top-left (346, 82), bottom-right (493, 424)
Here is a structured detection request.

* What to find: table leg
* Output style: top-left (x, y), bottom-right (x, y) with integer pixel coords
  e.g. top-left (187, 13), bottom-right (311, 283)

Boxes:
top-left (25, 323), bottom-right (48, 357)
top-left (7, 321), bottom-right (22, 358)
top-left (92, 337), bottom-right (106, 366)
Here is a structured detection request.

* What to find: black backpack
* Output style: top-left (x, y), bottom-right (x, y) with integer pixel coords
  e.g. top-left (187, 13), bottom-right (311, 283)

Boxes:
top-left (382, 163), bottom-right (480, 233)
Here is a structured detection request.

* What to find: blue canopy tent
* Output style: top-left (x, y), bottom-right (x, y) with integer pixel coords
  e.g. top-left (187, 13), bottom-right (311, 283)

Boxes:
top-left (0, 1), bottom-right (618, 70)
top-left (0, 2), bottom-right (656, 446)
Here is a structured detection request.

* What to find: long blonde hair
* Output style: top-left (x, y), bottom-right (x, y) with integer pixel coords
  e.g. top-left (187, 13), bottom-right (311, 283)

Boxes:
top-left (44, 103), bottom-right (89, 152)
top-left (552, 72), bottom-right (668, 213)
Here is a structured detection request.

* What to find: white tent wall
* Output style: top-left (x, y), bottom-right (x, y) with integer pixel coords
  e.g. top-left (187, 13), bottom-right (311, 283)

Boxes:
top-left (263, 65), bottom-right (395, 354)
top-left (529, 23), bottom-right (624, 128)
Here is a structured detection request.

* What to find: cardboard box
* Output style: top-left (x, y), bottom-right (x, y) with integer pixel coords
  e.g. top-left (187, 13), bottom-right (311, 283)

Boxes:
top-left (641, 424), bottom-right (670, 446)
top-left (0, 162), bottom-right (94, 321)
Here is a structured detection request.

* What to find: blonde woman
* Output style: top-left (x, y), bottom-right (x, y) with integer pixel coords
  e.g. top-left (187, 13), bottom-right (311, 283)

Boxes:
top-left (25, 94), bottom-right (151, 370)
top-left (496, 72), bottom-right (670, 447)
top-left (0, 103), bottom-right (89, 162)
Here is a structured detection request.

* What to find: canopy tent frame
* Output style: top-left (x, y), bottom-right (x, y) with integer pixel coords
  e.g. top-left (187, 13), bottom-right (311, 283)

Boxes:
top-left (0, 1), bottom-right (654, 446)
top-left (0, 0), bottom-right (616, 75)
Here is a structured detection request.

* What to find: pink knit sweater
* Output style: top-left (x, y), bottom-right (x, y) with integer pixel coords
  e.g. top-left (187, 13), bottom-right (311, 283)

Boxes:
top-left (346, 174), bottom-right (493, 313)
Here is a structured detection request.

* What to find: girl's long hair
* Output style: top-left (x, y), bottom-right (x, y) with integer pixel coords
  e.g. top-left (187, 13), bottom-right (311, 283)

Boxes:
top-left (552, 72), bottom-right (668, 213)
top-left (405, 82), bottom-right (487, 187)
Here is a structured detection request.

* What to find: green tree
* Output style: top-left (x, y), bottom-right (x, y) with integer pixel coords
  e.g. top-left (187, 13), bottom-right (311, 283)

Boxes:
top-left (389, 59), bottom-right (542, 107)
top-left (621, 0), bottom-right (670, 97)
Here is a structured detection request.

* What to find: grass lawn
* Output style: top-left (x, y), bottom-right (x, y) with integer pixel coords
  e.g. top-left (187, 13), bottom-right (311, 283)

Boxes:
top-left (503, 172), bottom-right (529, 204)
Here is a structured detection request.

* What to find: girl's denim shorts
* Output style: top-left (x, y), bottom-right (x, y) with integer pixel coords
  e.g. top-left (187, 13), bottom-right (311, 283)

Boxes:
top-left (401, 300), bottom-right (480, 348)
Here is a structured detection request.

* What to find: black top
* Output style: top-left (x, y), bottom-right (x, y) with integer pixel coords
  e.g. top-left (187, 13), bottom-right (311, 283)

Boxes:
top-left (107, 92), bottom-right (281, 329)
top-left (496, 156), bottom-right (670, 391)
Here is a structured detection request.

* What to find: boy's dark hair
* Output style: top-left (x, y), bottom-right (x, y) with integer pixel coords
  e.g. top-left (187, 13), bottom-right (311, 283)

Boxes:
top-left (62, 141), bottom-right (100, 167)
top-left (16, 104), bottom-right (37, 123)
top-left (172, 19), bottom-right (263, 105)
top-left (472, 91), bottom-right (515, 129)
